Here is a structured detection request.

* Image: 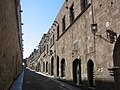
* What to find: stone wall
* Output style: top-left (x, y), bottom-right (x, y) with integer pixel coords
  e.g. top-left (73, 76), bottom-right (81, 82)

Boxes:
top-left (0, 0), bottom-right (22, 90)
top-left (29, 0), bottom-right (120, 90)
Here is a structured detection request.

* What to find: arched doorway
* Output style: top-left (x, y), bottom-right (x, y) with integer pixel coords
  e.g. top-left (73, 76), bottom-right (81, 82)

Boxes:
top-left (113, 35), bottom-right (120, 90)
top-left (37, 62), bottom-right (40, 72)
top-left (87, 59), bottom-right (95, 87)
top-left (43, 62), bottom-right (45, 72)
top-left (51, 57), bottom-right (54, 75)
top-left (73, 59), bottom-right (81, 85)
top-left (46, 62), bottom-right (48, 73)
top-left (57, 56), bottom-right (59, 77)
top-left (61, 59), bottom-right (65, 77)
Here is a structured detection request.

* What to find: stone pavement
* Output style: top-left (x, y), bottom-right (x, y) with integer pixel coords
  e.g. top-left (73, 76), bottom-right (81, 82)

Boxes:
top-left (10, 69), bottom-right (24, 90)
top-left (10, 68), bottom-right (81, 90)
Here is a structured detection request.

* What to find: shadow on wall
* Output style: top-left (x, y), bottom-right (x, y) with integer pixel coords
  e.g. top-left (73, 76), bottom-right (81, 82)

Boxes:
top-left (58, 79), bottom-right (114, 90)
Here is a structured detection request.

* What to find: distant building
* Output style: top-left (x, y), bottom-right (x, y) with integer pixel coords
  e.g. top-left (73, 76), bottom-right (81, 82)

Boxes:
top-left (27, 49), bottom-right (40, 70)
top-left (0, 0), bottom-right (23, 90)
top-left (28, 0), bottom-right (120, 90)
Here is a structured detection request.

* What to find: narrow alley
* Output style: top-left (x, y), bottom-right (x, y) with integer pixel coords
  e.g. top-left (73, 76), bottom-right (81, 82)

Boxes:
top-left (11, 68), bottom-right (81, 90)
top-left (23, 68), bottom-right (81, 90)
top-left (1, 0), bottom-right (120, 90)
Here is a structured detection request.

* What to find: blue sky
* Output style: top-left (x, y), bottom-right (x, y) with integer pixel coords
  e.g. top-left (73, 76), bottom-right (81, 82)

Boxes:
top-left (21, 0), bottom-right (64, 58)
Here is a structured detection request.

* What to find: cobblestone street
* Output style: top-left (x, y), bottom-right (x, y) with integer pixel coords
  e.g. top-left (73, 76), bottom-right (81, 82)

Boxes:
top-left (22, 68), bottom-right (81, 90)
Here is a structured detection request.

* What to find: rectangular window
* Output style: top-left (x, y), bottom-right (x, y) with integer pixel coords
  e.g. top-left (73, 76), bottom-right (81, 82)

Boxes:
top-left (50, 38), bottom-right (52, 46)
top-left (81, 0), bottom-right (88, 10)
top-left (47, 44), bottom-right (48, 53)
top-left (62, 16), bottom-right (66, 32)
top-left (70, 3), bottom-right (74, 24)
top-left (57, 25), bottom-right (59, 39)
top-left (44, 45), bottom-right (46, 51)
top-left (53, 34), bottom-right (54, 44)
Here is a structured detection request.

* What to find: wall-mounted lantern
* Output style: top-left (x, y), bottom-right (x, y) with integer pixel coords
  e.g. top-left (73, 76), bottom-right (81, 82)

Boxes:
top-left (91, 23), bottom-right (97, 34)
top-left (106, 29), bottom-right (117, 44)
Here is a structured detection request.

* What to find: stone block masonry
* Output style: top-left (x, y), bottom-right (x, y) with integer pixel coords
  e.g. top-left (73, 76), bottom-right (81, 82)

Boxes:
top-left (0, 0), bottom-right (23, 90)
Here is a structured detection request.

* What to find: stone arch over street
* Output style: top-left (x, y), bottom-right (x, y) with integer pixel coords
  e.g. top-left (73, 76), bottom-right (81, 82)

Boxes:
top-left (73, 59), bottom-right (81, 85)
top-left (113, 35), bottom-right (120, 90)
top-left (87, 59), bottom-right (95, 88)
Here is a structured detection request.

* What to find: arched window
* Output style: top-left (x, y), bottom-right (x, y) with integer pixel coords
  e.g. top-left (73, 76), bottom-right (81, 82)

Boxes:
top-left (51, 57), bottom-right (54, 75)
top-left (57, 56), bottom-right (59, 76)
top-left (61, 59), bottom-right (65, 77)
top-left (73, 59), bottom-right (81, 85)
top-left (87, 59), bottom-right (95, 87)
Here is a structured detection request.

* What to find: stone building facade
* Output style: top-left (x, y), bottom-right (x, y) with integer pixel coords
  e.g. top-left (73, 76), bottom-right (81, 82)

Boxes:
top-left (28, 0), bottom-right (120, 90)
top-left (0, 0), bottom-right (23, 90)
